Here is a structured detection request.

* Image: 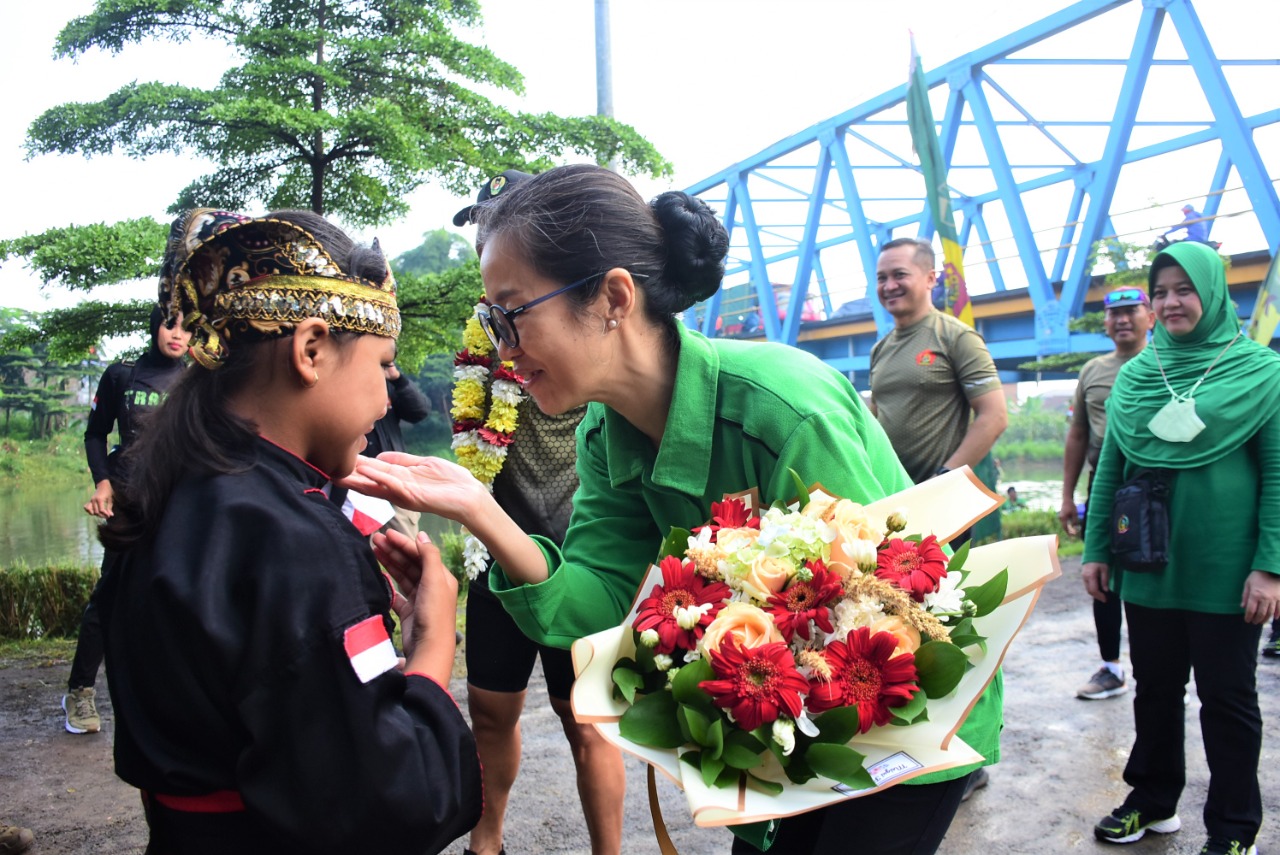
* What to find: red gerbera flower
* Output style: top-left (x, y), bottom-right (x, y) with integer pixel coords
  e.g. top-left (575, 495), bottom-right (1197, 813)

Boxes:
top-left (692, 497), bottom-right (760, 540)
top-left (765, 559), bottom-right (843, 641)
top-left (806, 627), bottom-right (919, 732)
top-left (874, 535), bottom-right (948, 601)
top-left (633, 556), bottom-right (731, 654)
top-left (699, 639), bottom-right (809, 731)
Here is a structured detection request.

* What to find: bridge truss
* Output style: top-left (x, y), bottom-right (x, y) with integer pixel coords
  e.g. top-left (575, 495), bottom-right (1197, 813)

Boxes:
top-left (685, 0), bottom-right (1279, 372)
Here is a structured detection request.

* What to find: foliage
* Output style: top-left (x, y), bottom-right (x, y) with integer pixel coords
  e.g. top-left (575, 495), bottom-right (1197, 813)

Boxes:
top-left (0, 218), bottom-right (169, 293)
top-left (11, 0), bottom-right (670, 360)
top-left (998, 397), bottom-right (1067, 444)
top-left (0, 562), bottom-right (99, 640)
top-left (998, 509), bottom-right (1072, 541)
top-left (0, 427), bottom-right (91, 489)
top-left (394, 259), bottom-right (482, 373)
top-left (992, 440), bottom-right (1064, 462)
top-left (394, 229), bottom-right (476, 278)
top-left (29, 0), bottom-right (672, 226)
top-left (0, 310), bottom-right (100, 439)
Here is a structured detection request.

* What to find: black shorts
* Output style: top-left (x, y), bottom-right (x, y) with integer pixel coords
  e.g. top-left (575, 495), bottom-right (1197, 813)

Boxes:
top-left (465, 585), bottom-right (577, 701)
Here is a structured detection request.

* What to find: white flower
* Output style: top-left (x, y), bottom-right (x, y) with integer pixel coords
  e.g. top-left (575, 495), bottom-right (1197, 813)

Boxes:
top-left (674, 602), bottom-right (713, 630)
top-left (639, 628), bottom-right (660, 648)
top-left (687, 526), bottom-right (715, 551)
top-left (452, 363), bottom-right (491, 384)
top-left (490, 377), bottom-right (525, 405)
top-left (831, 595), bottom-right (885, 642)
top-left (924, 572), bottom-right (964, 614)
top-left (654, 653), bottom-right (674, 671)
top-left (462, 534), bottom-right (490, 581)
top-left (795, 708), bottom-right (820, 738)
top-left (772, 718), bottom-right (796, 755)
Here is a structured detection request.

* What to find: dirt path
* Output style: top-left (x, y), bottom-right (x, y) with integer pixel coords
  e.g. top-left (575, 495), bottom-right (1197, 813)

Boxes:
top-left (3, 557), bottom-right (1278, 854)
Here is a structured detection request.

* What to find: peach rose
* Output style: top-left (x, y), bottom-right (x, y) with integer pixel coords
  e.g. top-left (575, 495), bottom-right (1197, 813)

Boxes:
top-left (800, 494), bottom-right (838, 521)
top-left (741, 553), bottom-right (796, 601)
top-left (827, 500), bottom-right (886, 544)
top-left (701, 602), bottom-right (783, 655)
top-left (829, 527), bottom-right (879, 572)
top-left (716, 527), bottom-right (760, 555)
top-left (869, 615), bottom-right (921, 658)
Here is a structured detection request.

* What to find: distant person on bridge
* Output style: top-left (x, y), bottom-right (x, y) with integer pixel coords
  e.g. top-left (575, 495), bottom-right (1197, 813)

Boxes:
top-left (1059, 286), bottom-right (1154, 702)
top-left (868, 237), bottom-right (1009, 532)
top-left (1164, 204), bottom-right (1209, 244)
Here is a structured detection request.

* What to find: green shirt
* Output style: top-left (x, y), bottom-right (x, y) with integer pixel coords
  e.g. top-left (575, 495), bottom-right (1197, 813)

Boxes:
top-left (1083, 409), bottom-right (1280, 612)
top-left (491, 324), bottom-right (1002, 775)
top-left (869, 310), bottom-right (1003, 483)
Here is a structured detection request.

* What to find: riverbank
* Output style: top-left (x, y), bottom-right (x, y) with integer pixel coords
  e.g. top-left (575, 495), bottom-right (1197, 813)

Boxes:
top-left (3, 555), bottom-right (1277, 853)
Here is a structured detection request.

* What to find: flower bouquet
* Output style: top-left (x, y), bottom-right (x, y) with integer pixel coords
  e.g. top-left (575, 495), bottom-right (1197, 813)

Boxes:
top-left (571, 468), bottom-right (1059, 828)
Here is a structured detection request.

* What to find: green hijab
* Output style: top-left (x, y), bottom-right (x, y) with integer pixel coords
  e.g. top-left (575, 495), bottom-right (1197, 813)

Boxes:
top-left (1106, 241), bottom-right (1280, 469)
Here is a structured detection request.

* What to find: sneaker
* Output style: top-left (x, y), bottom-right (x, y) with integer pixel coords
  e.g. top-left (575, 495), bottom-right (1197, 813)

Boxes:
top-left (63, 686), bottom-right (101, 734)
top-left (960, 767), bottom-right (989, 802)
top-left (1077, 667), bottom-right (1129, 700)
top-left (1094, 807), bottom-right (1181, 844)
top-left (1263, 621), bottom-right (1280, 658)
top-left (0, 824), bottom-right (34, 855)
top-left (1199, 838), bottom-right (1257, 855)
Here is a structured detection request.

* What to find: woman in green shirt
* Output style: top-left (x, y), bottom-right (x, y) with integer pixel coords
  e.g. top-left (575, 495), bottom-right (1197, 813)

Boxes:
top-left (1082, 241), bottom-right (1280, 854)
top-left (353, 164), bottom-right (1000, 853)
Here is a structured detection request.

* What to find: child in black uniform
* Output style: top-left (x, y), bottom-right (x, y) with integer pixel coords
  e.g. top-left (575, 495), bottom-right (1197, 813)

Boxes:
top-left (97, 209), bottom-right (481, 855)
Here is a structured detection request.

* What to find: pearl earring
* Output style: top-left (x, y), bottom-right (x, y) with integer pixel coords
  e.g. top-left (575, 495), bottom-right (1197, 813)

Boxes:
top-left (608, 319), bottom-right (618, 329)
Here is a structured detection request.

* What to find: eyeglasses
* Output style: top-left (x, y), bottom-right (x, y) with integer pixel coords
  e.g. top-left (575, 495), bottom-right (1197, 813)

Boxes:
top-left (1104, 288), bottom-right (1149, 308)
top-left (476, 273), bottom-right (602, 350)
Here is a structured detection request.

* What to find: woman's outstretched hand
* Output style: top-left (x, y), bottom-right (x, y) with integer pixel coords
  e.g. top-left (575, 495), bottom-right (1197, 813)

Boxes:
top-left (341, 453), bottom-right (485, 523)
top-left (372, 528), bottom-right (458, 686)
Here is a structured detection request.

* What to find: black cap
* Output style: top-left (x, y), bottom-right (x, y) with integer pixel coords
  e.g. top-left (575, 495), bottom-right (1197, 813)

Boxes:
top-left (452, 169), bottom-right (534, 226)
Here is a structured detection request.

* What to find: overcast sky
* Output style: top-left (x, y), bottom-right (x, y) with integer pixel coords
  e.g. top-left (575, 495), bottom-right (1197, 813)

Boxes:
top-left (1, 0), bottom-right (1273, 323)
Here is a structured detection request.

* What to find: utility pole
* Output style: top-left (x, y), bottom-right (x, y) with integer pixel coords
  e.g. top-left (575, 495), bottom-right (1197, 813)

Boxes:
top-left (594, 0), bottom-right (617, 171)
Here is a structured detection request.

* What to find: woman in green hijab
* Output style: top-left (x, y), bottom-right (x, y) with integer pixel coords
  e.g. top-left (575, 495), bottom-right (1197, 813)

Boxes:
top-left (1082, 241), bottom-right (1280, 854)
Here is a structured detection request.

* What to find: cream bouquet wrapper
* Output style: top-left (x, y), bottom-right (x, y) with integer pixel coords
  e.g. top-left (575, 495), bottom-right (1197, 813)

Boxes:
top-left (570, 467), bottom-right (1061, 828)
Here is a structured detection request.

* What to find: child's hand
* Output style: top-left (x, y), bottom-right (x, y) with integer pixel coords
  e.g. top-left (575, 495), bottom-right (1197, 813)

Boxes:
top-left (373, 529), bottom-right (458, 685)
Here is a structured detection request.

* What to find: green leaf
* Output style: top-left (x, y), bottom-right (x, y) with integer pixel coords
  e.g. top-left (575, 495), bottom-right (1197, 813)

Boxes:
top-left (634, 639), bottom-right (657, 673)
top-left (618, 691), bottom-right (685, 749)
top-left (804, 743), bottom-right (874, 790)
top-left (946, 539), bottom-right (971, 574)
top-left (700, 752), bottom-right (725, 787)
top-left (746, 772), bottom-right (785, 796)
top-left (671, 656), bottom-right (714, 707)
top-left (782, 753), bottom-right (817, 785)
top-left (705, 717), bottom-right (726, 759)
top-left (811, 705), bottom-right (862, 745)
top-left (657, 527), bottom-right (692, 560)
top-left (914, 640), bottom-right (969, 698)
top-left (612, 665), bottom-right (644, 704)
top-left (965, 568), bottom-right (1009, 618)
top-left (680, 705), bottom-right (713, 747)
top-left (788, 468), bottom-right (810, 509)
top-left (721, 730), bottom-right (767, 770)
top-left (889, 689), bottom-right (928, 724)
top-left (715, 765), bottom-right (742, 788)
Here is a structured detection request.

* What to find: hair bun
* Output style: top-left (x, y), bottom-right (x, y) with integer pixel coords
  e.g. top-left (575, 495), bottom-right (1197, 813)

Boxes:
top-left (650, 191), bottom-right (728, 310)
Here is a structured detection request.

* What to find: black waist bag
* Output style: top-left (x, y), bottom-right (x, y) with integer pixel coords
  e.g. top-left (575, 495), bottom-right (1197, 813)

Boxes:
top-left (1110, 469), bottom-right (1172, 573)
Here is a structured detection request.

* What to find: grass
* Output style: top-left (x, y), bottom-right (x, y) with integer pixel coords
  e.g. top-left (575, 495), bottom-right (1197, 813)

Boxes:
top-left (0, 427), bottom-right (90, 490)
top-left (0, 636), bottom-right (76, 668)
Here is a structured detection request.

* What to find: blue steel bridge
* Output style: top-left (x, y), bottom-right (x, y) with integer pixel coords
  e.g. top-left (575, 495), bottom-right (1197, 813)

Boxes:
top-left (682, 0), bottom-right (1279, 385)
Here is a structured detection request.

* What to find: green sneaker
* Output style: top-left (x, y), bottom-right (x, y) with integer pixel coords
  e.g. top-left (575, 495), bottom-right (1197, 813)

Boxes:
top-left (1094, 807), bottom-right (1181, 844)
top-left (1199, 838), bottom-right (1257, 855)
top-left (63, 686), bottom-right (101, 734)
top-left (1263, 620), bottom-right (1280, 658)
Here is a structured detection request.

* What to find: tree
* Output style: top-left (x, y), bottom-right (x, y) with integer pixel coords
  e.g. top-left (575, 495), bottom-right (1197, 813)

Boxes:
top-left (0, 309), bottom-right (95, 438)
top-left (8, 0), bottom-right (671, 358)
top-left (394, 229), bottom-right (475, 277)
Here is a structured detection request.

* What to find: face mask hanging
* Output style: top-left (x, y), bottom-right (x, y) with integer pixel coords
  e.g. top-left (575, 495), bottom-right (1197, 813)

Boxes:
top-left (1147, 396), bottom-right (1205, 442)
top-left (1147, 329), bottom-right (1240, 444)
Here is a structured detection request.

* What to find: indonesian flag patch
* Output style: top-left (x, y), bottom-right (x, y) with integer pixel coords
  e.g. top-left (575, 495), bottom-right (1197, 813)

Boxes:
top-left (341, 491), bottom-right (396, 536)
top-left (343, 616), bottom-right (398, 683)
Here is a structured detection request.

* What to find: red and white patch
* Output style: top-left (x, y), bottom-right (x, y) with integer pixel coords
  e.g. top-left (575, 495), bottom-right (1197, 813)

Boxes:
top-left (341, 491), bottom-right (395, 536)
top-left (343, 616), bottom-right (398, 683)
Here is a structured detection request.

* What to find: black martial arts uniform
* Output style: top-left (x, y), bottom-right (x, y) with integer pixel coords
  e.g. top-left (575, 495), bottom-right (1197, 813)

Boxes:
top-left (100, 438), bottom-right (482, 855)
